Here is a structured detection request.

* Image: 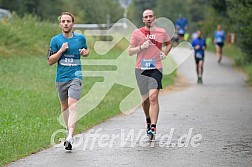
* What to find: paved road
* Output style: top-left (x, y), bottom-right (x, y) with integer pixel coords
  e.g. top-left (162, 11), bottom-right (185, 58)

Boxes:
top-left (7, 51), bottom-right (252, 167)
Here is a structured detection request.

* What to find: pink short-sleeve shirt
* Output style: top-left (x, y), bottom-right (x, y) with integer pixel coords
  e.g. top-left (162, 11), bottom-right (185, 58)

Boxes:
top-left (130, 26), bottom-right (170, 69)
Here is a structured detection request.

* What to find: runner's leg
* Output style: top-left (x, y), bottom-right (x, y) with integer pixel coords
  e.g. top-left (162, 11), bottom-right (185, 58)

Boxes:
top-left (199, 60), bottom-right (204, 78)
top-left (219, 46), bottom-right (223, 61)
top-left (67, 97), bottom-right (78, 138)
top-left (142, 95), bottom-right (151, 131)
top-left (148, 89), bottom-right (160, 125)
top-left (216, 45), bottom-right (221, 62)
top-left (198, 60), bottom-right (204, 83)
top-left (142, 95), bottom-right (150, 118)
top-left (60, 99), bottom-right (69, 131)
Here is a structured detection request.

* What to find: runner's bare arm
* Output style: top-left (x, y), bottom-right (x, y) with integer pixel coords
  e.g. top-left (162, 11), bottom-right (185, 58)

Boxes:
top-left (128, 40), bottom-right (150, 56)
top-left (163, 41), bottom-right (172, 55)
top-left (48, 50), bottom-right (63, 66)
top-left (48, 42), bottom-right (68, 66)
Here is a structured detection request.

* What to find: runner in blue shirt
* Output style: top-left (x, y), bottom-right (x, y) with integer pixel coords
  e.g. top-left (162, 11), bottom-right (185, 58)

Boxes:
top-left (175, 14), bottom-right (188, 41)
top-left (48, 12), bottom-right (89, 150)
top-left (191, 30), bottom-right (206, 84)
top-left (214, 25), bottom-right (225, 63)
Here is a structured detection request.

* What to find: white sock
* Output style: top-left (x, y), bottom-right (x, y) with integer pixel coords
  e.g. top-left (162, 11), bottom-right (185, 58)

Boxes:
top-left (66, 135), bottom-right (73, 141)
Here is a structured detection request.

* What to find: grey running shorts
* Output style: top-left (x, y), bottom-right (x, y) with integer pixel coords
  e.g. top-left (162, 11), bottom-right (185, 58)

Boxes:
top-left (56, 78), bottom-right (82, 101)
top-left (135, 69), bottom-right (163, 95)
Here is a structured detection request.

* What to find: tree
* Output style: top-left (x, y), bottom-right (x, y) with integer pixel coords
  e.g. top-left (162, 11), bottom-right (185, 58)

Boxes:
top-left (76, 0), bottom-right (122, 24)
top-left (208, 0), bottom-right (228, 17)
top-left (227, 0), bottom-right (252, 63)
top-left (208, 0), bottom-right (252, 63)
top-left (0, 0), bottom-right (63, 21)
top-left (155, 0), bottom-right (189, 22)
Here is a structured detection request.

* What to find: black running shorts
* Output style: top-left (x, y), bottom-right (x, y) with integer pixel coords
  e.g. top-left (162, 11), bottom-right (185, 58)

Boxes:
top-left (194, 56), bottom-right (204, 64)
top-left (216, 42), bottom-right (224, 48)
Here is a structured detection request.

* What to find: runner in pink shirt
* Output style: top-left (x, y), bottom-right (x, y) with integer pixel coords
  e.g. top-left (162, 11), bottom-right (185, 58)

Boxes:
top-left (128, 9), bottom-right (172, 140)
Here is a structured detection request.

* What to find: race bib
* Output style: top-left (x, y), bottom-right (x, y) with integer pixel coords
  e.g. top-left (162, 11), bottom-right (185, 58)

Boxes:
top-left (178, 29), bottom-right (185, 34)
top-left (141, 59), bottom-right (156, 70)
top-left (59, 54), bottom-right (79, 66)
top-left (216, 37), bottom-right (223, 43)
top-left (196, 52), bottom-right (203, 59)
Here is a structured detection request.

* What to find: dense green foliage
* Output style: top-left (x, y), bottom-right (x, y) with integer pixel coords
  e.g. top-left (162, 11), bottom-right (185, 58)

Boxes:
top-left (226, 0), bottom-right (252, 63)
top-left (0, 0), bottom-right (63, 21)
top-left (0, 0), bottom-right (123, 23)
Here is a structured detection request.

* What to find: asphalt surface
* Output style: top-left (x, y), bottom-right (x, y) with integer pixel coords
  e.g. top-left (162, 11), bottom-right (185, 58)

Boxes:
top-left (6, 50), bottom-right (252, 167)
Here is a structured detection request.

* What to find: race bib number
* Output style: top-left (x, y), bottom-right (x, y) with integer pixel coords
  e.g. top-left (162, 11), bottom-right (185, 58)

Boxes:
top-left (178, 29), bottom-right (185, 34)
top-left (196, 52), bottom-right (203, 59)
top-left (59, 54), bottom-right (79, 66)
top-left (216, 37), bottom-right (223, 43)
top-left (141, 59), bottom-right (156, 70)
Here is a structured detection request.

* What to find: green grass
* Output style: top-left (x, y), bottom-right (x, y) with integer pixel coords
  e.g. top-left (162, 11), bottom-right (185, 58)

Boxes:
top-left (0, 56), bottom-right (60, 165)
top-left (0, 14), bottom-right (59, 58)
top-left (0, 16), bottom-right (176, 166)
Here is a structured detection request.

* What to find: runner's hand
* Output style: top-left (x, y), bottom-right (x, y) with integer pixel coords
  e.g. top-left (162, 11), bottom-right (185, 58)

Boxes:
top-left (195, 45), bottom-right (200, 50)
top-left (79, 48), bottom-right (89, 57)
top-left (60, 42), bottom-right (68, 53)
top-left (160, 52), bottom-right (166, 60)
top-left (141, 40), bottom-right (151, 49)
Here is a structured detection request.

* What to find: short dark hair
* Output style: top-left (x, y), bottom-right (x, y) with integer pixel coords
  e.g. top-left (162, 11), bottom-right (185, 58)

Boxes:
top-left (59, 12), bottom-right (75, 23)
top-left (142, 9), bottom-right (155, 17)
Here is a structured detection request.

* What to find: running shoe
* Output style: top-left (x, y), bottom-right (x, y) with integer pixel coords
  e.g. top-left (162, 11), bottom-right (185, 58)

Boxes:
top-left (198, 77), bottom-right (203, 84)
top-left (199, 77), bottom-right (203, 84)
top-left (147, 128), bottom-right (156, 141)
top-left (64, 137), bottom-right (74, 150)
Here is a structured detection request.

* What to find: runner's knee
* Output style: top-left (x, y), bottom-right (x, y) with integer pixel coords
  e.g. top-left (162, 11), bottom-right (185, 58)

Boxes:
top-left (61, 100), bottom-right (69, 111)
top-left (149, 92), bottom-right (158, 104)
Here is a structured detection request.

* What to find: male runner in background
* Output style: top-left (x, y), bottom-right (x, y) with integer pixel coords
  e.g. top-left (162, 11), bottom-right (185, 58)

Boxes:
top-left (192, 30), bottom-right (206, 84)
top-left (214, 25), bottom-right (225, 63)
top-left (175, 14), bottom-right (188, 41)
